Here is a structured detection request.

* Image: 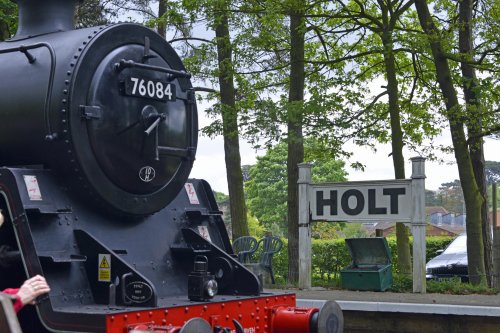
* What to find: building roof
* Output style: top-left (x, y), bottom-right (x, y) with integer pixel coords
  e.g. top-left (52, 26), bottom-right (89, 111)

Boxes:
top-left (430, 224), bottom-right (464, 235)
top-left (364, 221), bottom-right (463, 236)
top-left (426, 206), bottom-right (449, 216)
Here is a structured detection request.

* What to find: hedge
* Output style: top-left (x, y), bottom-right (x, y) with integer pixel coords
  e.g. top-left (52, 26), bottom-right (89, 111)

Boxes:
top-left (266, 236), bottom-right (455, 286)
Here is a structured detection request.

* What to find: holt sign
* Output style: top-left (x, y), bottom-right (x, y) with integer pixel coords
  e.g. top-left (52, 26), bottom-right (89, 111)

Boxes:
top-left (311, 180), bottom-right (412, 222)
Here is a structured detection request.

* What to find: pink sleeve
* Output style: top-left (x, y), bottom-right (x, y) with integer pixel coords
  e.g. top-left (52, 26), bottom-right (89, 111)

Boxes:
top-left (2, 288), bottom-right (24, 313)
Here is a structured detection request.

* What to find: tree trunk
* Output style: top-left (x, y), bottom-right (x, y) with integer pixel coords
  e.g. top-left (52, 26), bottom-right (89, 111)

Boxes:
top-left (157, 0), bottom-right (167, 38)
top-left (493, 184), bottom-right (500, 290)
top-left (381, 29), bottom-right (412, 276)
top-left (287, 6), bottom-right (305, 284)
top-left (0, 21), bottom-right (10, 41)
top-left (458, 0), bottom-right (493, 287)
top-left (415, 0), bottom-right (486, 285)
top-left (214, 3), bottom-right (249, 240)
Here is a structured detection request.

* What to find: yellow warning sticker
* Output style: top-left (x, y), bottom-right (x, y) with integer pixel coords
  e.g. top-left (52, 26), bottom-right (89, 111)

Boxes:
top-left (99, 255), bottom-right (110, 268)
top-left (98, 254), bottom-right (111, 282)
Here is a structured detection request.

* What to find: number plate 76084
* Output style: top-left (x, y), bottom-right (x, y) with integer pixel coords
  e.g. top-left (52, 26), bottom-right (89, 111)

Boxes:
top-left (123, 76), bottom-right (176, 102)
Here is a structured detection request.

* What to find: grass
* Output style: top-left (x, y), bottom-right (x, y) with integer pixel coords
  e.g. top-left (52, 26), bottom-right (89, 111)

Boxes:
top-left (426, 279), bottom-right (497, 295)
top-left (382, 274), bottom-right (497, 294)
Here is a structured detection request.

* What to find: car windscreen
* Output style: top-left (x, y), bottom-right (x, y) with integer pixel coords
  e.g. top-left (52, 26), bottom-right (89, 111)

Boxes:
top-left (443, 235), bottom-right (467, 254)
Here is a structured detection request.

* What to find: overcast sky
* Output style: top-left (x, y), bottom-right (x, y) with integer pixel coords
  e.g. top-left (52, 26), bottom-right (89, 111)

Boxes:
top-left (189, 113), bottom-right (500, 194)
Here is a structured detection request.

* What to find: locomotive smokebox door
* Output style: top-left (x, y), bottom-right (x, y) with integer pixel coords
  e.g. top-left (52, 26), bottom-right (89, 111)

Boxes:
top-left (65, 24), bottom-right (198, 216)
top-left (85, 44), bottom-right (187, 194)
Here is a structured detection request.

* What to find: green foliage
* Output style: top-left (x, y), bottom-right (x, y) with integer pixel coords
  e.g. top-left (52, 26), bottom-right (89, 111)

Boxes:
top-left (426, 236), bottom-right (456, 260)
top-left (337, 223), bottom-right (370, 239)
top-left (391, 274), bottom-right (496, 294)
top-left (75, 0), bottom-right (112, 27)
top-left (390, 274), bottom-right (413, 293)
top-left (426, 279), bottom-right (496, 295)
top-left (245, 142), bottom-right (288, 233)
top-left (247, 213), bottom-right (266, 238)
top-left (269, 236), bottom-right (454, 286)
top-left (213, 191), bottom-right (229, 203)
top-left (311, 222), bottom-right (342, 239)
top-left (271, 235), bottom-right (494, 294)
top-left (213, 190), bottom-right (232, 230)
top-left (245, 139), bottom-right (347, 234)
top-left (0, 0), bottom-right (17, 40)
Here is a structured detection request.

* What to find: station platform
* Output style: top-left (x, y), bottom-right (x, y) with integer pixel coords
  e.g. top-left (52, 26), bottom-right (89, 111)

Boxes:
top-left (270, 288), bottom-right (500, 332)
top-left (292, 288), bottom-right (500, 310)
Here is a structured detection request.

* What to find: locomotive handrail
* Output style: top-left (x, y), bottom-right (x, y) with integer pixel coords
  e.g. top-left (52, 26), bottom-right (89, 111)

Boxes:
top-left (0, 42), bottom-right (57, 141)
top-left (114, 59), bottom-right (192, 79)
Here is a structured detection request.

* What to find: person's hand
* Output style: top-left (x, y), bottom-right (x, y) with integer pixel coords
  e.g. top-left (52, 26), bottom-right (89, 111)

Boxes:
top-left (17, 275), bottom-right (50, 305)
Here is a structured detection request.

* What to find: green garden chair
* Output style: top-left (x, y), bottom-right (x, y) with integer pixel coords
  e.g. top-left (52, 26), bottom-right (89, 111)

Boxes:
top-left (256, 236), bottom-right (283, 284)
top-left (232, 236), bottom-right (259, 264)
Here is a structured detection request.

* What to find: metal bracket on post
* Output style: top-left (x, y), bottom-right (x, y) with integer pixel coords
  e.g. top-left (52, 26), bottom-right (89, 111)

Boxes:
top-left (298, 163), bottom-right (312, 290)
top-left (410, 156), bottom-right (426, 293)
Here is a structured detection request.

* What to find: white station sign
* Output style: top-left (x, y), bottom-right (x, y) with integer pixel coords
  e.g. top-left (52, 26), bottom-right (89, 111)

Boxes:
top-left (310, 180), bottom-right (412, 222)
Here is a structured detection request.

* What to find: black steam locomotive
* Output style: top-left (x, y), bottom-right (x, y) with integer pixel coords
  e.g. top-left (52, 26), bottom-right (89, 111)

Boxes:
top-left (0, 1), bottom-right (342, 332)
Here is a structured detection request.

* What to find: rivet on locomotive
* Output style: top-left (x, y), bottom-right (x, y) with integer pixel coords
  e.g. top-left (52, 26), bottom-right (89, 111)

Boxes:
top-left (0, 1), bottom-right (343, 332)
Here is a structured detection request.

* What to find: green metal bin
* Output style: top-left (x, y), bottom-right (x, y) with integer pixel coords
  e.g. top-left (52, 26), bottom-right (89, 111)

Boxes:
top-left (340, 237), bottom-right (393, 291)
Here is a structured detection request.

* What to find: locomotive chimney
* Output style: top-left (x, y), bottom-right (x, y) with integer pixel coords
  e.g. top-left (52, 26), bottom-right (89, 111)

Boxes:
top-left (14, 0), bottom-right (78, 39)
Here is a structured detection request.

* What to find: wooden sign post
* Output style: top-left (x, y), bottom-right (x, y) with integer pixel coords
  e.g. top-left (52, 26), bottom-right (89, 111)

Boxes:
top-left (298, 157), bottom-right (426, 293)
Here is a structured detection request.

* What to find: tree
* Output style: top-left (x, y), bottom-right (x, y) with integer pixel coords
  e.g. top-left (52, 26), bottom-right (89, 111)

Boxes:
top-left (75, 0), bottom-right (112, 27)
top-left (414, 0), bottom-right (486, 285)
top-left (245, 139), bottom-right (347, 236)
top-left (144, 0), bottom-right (252, 240)
top-left (458, 0), bottom-right (493, 287)
top-left (438, 180), bottom-right (465, 214)
top-left (285, 0), bottom-right (307, 284)
top-left (0, 0), bottom-right (17, 40)
top-left (318, 0), bottom-right (450, 275)
top-left (213, 0), bottom-right (250, 240)
top-left (425, 189), bottom-right (442, 207)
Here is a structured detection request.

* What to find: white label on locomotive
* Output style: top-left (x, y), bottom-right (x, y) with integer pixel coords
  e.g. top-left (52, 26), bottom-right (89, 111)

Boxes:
top-left (185, 183), bottom-right (200, 204)
top-left (23, 175), bottom-right (43, 201)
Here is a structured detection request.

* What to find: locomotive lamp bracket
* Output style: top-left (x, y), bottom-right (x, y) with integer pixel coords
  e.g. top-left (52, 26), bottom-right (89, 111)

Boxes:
top-left (142, 36), bottom-right (157, 64)
top-left (179, 228), bottom-right (261, 296)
